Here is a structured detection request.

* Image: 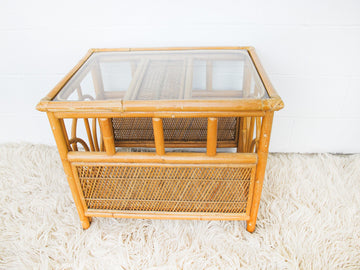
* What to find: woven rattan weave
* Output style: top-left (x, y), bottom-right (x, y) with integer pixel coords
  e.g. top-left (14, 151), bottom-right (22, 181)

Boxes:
top-left (112, 117), bottom-right (238, 147)
top-left (37, 47), bottom-right (284, 232)
top-left (76, 164), bottom-right (254, 213)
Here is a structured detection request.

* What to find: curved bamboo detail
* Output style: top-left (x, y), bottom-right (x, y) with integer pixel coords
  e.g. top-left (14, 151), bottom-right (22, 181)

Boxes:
top-left (81, 94), bottom-right (95, 101)
top-left (69, 137), bottom-right (90, 152)
top-left (249, 138), bottom-right (259, 153)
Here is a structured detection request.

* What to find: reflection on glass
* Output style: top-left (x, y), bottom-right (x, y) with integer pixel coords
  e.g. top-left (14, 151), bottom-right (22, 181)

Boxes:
top-left (54, 50), bottom-right (268, 101)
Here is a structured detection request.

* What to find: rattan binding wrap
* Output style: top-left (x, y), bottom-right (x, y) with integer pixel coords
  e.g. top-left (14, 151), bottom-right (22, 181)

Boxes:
top-left (76, 164), bottom-right (255, 214)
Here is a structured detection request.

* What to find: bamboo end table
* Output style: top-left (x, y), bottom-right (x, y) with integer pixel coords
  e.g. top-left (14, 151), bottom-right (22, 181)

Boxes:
top-left (36, 47), bottom-right (284, 232)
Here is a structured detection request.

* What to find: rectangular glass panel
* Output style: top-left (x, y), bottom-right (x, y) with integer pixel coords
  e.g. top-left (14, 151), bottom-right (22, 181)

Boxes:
top-left (54, 50), bottom-right (268, 101)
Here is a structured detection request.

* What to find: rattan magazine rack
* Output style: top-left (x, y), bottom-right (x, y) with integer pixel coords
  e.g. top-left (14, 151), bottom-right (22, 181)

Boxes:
top-left (36, 47), bottom-right (283, 232)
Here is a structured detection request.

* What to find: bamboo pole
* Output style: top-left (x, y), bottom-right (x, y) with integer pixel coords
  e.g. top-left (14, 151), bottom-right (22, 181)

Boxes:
top-left (54, 110), bottom-right (265, 119)
top-left (46, 112), bottom-right (90, 229)
top-left (38, 99), bottom-right (269, 113)
top-left (247, 111), bottom-right (274, 233)
top-left (255, 117), bottom-right (261, 151)
top-left (246, 117), bottom-right (255, 152)
top-left (237, 117), bottom-right (248, 153)
top-left (207, 118), bottom-right (218, 156)
top-left (92, 118), bottom-right (99, 151)
top-left (60, 119), bottom-right (70, 151)
top-left (98, 118), bottom-right (116, 155)
top-left (84, 118), bottom-right (95, 151)
top-left (68, 151), bottom-right (258, 165)
top-left (152, 118), bottom-right (165, 155)
top-left (86, 209), bottom-right (249, 221)
top-left (71, 118), bottom-right (78, 151)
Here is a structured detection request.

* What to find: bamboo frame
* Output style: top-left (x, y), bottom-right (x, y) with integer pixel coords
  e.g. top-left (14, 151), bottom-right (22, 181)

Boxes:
top-left (37, 47), bottom-right (283, 232)
top-left (86, 209), bottom-right (249, 220)
top-left (36, 47), bottom-right (283, 113)
top-left (47, 112), bottom-right (90, 229)
top-left (206, 118), bottom-right (218, 156)
top-left (152, 118), bottom-right (165, 155)
top-left (67, 151), bottom-right (258, 164)
top-left (98, 118), bottom-right (115, 155)
top-left (246, 111), bottom-right (274, 232)
top-left (84, 118), bottom-right (95, 151)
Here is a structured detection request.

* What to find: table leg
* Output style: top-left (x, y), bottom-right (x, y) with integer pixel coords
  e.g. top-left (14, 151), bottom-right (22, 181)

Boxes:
top-left (47, 113), bottom-right (90, 229)
top-left (247, 111), bottom-right (273, 232)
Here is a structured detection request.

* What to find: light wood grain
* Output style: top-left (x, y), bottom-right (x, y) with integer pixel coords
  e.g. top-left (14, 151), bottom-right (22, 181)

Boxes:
top-left (152, 118), bottom-right (165, 155)
top-left (99, 118), bottom-right (115, 155)
top-left (47, 112), bottom-right (90, 229)
top-left (247, 111), bottom-right (274, 232)
top-left (207, 118), bottom-right (218, 156)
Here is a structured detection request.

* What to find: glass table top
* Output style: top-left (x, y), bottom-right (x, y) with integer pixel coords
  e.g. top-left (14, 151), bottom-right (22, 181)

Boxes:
top-left (54, 50), bottom-right (268, 102)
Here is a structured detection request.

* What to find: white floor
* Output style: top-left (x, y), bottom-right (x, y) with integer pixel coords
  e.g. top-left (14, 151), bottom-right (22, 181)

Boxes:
top-left (1, 144), bottom-right (359, 269)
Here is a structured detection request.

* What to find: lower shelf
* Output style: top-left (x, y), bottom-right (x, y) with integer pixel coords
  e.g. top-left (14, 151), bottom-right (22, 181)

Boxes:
top-left (71, 152), bottom-right (257, 219)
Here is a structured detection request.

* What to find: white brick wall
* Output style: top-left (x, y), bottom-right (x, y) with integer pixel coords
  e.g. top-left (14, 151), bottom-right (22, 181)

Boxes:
top-left (1, 0), bottom-right (359, 152)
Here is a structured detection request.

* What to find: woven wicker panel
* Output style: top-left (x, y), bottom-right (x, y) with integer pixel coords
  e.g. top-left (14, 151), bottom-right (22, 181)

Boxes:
top-left (112, 117), bottom-right (237, 142)
top-left (135, 60), bottom-right (184, 100)
top-left (76, 164), bottom-right (254, 213)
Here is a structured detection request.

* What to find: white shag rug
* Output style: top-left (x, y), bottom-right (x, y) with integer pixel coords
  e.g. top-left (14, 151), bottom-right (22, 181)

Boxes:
top-left (0, 144), bottom-right (359, 269)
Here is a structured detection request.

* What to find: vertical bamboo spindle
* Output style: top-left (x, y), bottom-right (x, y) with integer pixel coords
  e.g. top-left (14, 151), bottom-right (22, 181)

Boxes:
top-left (246, 117), bottom-right (255, 152)
top-left (84, 118), bottom-right (95, 151)
top-left (92, 118), bottom-right (100, 151)
top-left (60, 118), bottom-right (70, 151)
top-left (237, 117), bottom-right (248, 153)
top-left (152, 118), bottom-right (165, 155)
top-left (207, 117), bottom-right (218, 156)
top-left (247, 111), bottom-right (274, 233)
top-left (47, 112), bottom-right (90, 229)
top-left (70, 118), bottom-right (78, 151)
top-left (99, 118), bottom-right (116, 155)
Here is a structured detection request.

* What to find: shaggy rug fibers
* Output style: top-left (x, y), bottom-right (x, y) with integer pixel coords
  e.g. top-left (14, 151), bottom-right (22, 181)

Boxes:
top-left (0, 144), bottom-right (359, 269)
